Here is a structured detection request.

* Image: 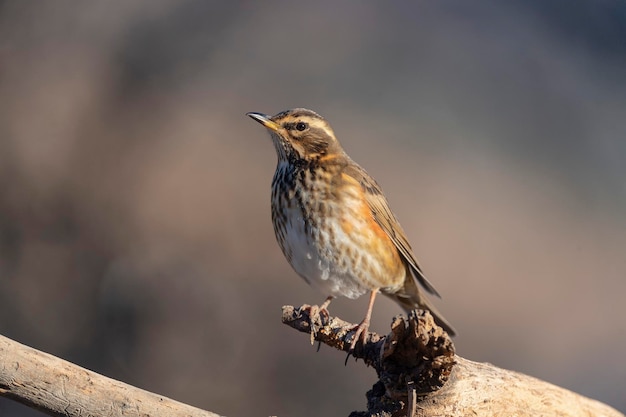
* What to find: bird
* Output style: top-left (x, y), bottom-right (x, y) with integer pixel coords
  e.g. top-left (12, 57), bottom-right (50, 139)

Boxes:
top-left (247, 108), bottom-right (455, 350)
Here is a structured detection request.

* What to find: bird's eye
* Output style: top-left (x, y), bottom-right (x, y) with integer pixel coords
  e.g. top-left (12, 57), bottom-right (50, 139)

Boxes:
top-left (295, 122), bottom-right (308, 131)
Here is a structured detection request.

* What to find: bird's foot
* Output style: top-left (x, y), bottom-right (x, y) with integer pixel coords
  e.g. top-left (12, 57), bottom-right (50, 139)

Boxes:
top-left (301, 299), bottom-right (332, 345)
top-left (349, 317), bottom-right (371, 352)
top-left (343, 318), bottom-right (371, 365)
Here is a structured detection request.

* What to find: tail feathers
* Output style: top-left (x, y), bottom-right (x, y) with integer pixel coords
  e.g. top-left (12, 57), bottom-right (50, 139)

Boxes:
top-left (387, 288), bottom-right (457, 337)
top-left (410, 265), bottom-right (441, 298)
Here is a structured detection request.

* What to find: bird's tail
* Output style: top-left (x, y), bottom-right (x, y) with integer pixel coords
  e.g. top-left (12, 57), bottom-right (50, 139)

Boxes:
top-left (386, 275), bottom-right (457, 336)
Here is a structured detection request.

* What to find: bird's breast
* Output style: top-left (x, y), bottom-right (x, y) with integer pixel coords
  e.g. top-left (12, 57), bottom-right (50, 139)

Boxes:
top-left (271, 163), bottom-right (405, 299)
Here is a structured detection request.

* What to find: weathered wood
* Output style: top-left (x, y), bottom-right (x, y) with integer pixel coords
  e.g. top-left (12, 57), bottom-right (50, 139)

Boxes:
top-left (0, 334), bottom-right (222, 417)
top-left (1, 306), bottom-right (622, 417)
top-left (282, 304), bottom-right (623, 417)
top-left (429, 357), bottom-right (622, 417)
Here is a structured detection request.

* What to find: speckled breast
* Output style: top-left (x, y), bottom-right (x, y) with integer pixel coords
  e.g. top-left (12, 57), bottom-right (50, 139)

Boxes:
top-left (270, 161), bottom-right (405, 299)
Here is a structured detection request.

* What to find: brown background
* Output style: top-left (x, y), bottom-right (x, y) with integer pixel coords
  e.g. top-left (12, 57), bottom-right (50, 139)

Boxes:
top-left (1, 1), bottom-right (625, 416)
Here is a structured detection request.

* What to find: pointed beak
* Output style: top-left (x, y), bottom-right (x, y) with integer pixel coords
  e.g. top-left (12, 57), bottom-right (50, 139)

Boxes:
top-left (246, 112), bottom-right (280, 132)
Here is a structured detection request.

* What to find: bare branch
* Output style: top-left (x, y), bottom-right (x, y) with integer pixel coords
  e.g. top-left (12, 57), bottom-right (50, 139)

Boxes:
top-left (282, 304), bottom-right (624, 417)
top-left (0, 334), bottom-right (222, 417)
top-left (1, 306), bottom-right (622, 417)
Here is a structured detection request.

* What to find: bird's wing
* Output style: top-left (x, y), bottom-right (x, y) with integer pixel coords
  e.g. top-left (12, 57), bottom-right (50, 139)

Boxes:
top-left (343, 163), bottom-right (441, 297)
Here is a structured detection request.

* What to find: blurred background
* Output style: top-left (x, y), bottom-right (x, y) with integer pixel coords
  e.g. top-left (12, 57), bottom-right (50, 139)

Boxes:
top-left (1, 1), bottom-right (625, 416)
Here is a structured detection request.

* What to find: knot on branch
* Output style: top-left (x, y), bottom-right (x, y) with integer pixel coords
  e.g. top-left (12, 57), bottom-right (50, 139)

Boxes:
top-left (380, 310), bottom-right (455, 399)
top-left (281, 304), bottom-right (455, 415)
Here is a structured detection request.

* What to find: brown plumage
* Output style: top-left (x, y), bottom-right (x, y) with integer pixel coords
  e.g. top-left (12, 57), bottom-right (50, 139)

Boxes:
top-left (247, 108), bottom-right (455, 349)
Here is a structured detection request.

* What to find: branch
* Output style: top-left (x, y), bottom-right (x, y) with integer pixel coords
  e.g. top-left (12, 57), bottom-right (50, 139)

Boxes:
top-left (0, 334), bottom-right (222, 417)
top-left (282, 304), bottom-right (624, 417)
top-left (1, 307), bottom-right (623, 417)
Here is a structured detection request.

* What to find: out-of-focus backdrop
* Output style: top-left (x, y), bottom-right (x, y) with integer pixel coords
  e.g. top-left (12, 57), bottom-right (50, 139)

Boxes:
top-left (1, 1), bottom-right (625, 416)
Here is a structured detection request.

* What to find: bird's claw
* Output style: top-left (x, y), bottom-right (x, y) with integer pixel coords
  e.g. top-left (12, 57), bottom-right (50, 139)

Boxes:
top-left (343, 321), bottom-right (370, 365)
top-left (349, 321), bottom-right (369, 351)
top-left (302, 304), bottom-right (330, 345)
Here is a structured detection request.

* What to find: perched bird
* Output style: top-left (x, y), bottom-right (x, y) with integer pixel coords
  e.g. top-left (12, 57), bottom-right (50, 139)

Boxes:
top-left (247, 108), bottom-right (455, 350)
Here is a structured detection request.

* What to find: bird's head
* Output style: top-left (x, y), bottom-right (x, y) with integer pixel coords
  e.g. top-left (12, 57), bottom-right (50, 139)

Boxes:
top-left (247, 108), bottom-right (343, 163)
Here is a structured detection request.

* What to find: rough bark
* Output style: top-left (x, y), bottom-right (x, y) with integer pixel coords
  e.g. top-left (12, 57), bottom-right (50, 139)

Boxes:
top-left (282, 304), bottom-right (623, 417)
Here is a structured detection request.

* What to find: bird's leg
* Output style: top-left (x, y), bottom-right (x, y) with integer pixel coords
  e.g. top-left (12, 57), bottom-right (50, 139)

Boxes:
top-left (318, 295), bottom-right (333, 319)
top-left (349, 289), bottom-right (378, 351)
top-left (308, 295), bottom-right (334, 345)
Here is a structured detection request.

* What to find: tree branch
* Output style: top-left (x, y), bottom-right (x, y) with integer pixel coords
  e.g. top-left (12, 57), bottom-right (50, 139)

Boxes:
top-left (0, 334), bottom-right (222, 417)
top-left (1, 306), bottom-right (623, 417)
top-left (282, 304), bottom-right (624, 417)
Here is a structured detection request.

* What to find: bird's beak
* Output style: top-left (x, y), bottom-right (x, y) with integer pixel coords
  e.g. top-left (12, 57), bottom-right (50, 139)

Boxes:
top-left (246, 112), bottom-right (280, 132)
